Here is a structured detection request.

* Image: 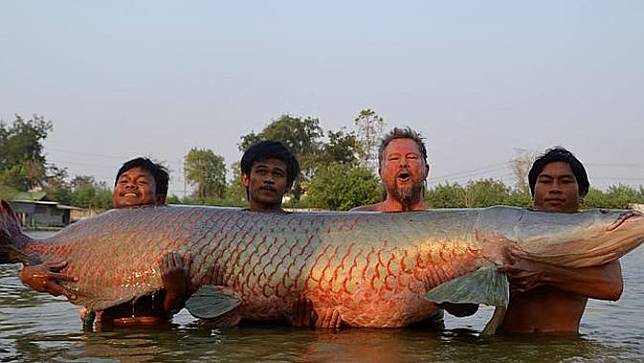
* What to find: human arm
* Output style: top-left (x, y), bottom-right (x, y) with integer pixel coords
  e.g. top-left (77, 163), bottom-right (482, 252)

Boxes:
top-left (18, 261), bottom-right (78, 300)
top-left (160, 252), bottom-right (189, 314)
top-left (498, 249), bottom-right (623, 300)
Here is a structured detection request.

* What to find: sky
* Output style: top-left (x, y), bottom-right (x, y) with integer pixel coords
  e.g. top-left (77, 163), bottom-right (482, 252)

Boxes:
top-left (1, 1), bottom-right (643, 197)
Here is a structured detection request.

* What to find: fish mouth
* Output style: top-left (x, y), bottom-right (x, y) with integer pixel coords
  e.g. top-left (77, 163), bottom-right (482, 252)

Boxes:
top-left (606, 210), bottom-right (643, 231)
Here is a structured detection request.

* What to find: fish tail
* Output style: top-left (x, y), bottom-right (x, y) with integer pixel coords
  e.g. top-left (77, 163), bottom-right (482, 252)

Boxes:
top-left (0, 200), bottom-right (31, 264)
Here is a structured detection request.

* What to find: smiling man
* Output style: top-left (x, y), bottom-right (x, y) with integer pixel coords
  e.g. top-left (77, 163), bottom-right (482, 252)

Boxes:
top-left (111, 158), bottom-right (167, 208)
top-left (19, 157), bottom-right (189, 330)
top-left (497, 147), bottom-right (623, 334)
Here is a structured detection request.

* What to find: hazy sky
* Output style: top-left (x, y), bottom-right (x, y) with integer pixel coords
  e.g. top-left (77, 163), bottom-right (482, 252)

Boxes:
top-left (2, 1), bottom-right (643, 196)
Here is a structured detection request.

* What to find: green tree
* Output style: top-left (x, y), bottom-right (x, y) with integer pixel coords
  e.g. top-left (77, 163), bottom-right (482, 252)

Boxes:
top-left (584, 184), bottom-right (644, 209)
top-left (318, 129), bottom-right (361, 166)
top-left (0, 115), bottom-right (53, 190)
top-left (353, 109), bottom-right (385, 168)
top-left (305, 164), bottom-right (381, 210)
top-left (426, 179), bottom-right (517, 208)
top-left (426, 182), bottom-right (466, 208)
top-left (239, 115), bottom-right (322, 160)
top-left (506, 189), bottom-right (532, 208)
top-left (43, 166), bottom-right (72, 205)
top-left (184, 148), bottom-right (227, 202)
top-left (69, 177), bottom-right (112, 209)
top-left (225, 161), bottom-right (247, 205)
top-left (462, 179), bottom-right (511, 208)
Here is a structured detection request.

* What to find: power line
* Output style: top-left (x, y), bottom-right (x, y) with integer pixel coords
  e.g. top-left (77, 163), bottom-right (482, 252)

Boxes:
top-left (593, 177), bottom-right (644, 181)
top-left (430, 161), bottom-right (512, 180)
top-left (587, 163), bottom-right (644, 168)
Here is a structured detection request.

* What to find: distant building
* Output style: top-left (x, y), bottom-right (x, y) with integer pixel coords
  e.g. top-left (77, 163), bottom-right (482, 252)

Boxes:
top-left (9, 192), bottom-right (82, 229)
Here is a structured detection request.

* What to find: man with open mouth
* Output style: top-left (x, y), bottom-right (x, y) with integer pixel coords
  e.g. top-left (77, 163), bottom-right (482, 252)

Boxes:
top-left (350, 127), bottom-right (476, 329)
top-left (351, 127), bottom-right (430, 212)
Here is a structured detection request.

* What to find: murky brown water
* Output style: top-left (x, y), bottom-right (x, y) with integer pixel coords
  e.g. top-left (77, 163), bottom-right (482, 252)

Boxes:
top-left (1, 232), bottom-right (643, 362)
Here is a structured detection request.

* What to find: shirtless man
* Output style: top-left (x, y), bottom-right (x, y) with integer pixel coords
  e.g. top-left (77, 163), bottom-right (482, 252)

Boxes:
top-left (352, 127), bottom-right (477, 327)
top-left (228, 140), bottom-right (318, 327)
top-left (19, 157), bottom-right (188, 329)
top-left (351, 127), bottom-right (430, 213)
top-left (497, 147), bottom-right (623, 334)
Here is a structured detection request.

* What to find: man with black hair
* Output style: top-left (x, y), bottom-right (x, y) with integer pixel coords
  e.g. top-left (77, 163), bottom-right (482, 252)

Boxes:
top-left (19, 157), bottom-right (188, 329)
top-left (498, 147), bottom-right (623, 334)
top-left (237, 140), bottom-right (322, 327)
top-left (112, 157), bottom-right (169, 208)
top-left (240, 140), bottom-right (300, 212)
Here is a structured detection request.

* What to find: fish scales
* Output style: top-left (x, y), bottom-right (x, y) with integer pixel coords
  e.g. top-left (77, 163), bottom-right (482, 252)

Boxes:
top-left (2, 204), bottom-right (643, 328)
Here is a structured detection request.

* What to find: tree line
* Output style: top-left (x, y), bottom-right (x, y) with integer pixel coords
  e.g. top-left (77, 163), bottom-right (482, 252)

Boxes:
top-left (2, 114), bottom-right (644, 211)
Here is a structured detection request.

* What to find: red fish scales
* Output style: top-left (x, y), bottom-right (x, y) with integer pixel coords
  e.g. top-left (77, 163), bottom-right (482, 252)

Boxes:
top-left (243, 234), bottom-right (266, 293)
top-left (195, 214), bottom-right (233, 285)
top-left (192, 210), bottom-right (235, 280)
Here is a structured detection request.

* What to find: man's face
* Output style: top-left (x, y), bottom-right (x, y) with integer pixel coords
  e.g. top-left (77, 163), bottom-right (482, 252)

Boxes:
top-left (379, 138), bottom-right (429, 205)
top-left (533, 161), bottom-right (580, 213)
top-left (112, 166), bottom-right (159, 208)
top-left (242, 158), bottom-right (289, 211)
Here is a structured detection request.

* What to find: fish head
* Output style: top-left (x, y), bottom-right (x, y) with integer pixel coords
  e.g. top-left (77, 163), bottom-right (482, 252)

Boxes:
top-left (515, 208), bottom-right (644, 267)
top-left (587, 208), bottom-right (644, 252)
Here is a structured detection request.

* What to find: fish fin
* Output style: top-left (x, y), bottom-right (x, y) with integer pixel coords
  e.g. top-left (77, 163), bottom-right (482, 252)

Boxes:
top-left (0, 200), bottom-right (31, 264)
top-left (425, 266), bottom-right (509, 307)
top-left (481, 306), bottom-right (507, 336)
top-left (185, 285), bottom-right (241, 319)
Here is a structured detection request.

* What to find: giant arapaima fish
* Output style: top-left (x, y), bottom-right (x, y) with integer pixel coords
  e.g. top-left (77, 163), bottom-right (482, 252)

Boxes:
top-left (1, 201), bottom-right (643, 333)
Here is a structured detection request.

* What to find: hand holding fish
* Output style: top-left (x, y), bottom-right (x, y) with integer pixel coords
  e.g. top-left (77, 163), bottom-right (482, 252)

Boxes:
top-left (160, 252), bottom-right (190, 313)
top-left (19, 261), bottom-right (78, 300)
top-left (292, 297), bottom-right (342, 328)
top-left (497, 248), bottom-right (547, 294)
top-left (498, 247), bottom-right (623, 299)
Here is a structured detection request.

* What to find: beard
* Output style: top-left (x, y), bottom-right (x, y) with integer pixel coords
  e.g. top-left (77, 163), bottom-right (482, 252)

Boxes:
top-left (392, 181), bottom-right (424, 211)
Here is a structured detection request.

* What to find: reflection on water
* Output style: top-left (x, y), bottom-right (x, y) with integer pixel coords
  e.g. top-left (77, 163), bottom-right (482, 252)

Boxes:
top-left (1, 233), bottom-right (643, 362)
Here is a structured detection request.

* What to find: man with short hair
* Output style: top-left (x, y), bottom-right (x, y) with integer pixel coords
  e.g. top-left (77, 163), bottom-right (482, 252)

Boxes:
top-left (497, 147), bottom-right (623, 334)
top-left (352, 127), bottom-right (429, 212)
top-left (240, 140), bottom-right (300, 212)
top-left (237, 140), bottom-right (321, 327)
top-left (19, 157), bottom-right (188, 329)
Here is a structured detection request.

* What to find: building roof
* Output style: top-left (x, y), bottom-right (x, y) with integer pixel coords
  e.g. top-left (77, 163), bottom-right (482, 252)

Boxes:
top-left (9, 199), bottom-right (82, 210)
top-left (11, 191), bottom-right (49, 201)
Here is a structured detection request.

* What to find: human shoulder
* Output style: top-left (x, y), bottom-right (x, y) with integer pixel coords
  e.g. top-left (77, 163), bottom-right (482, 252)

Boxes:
top-left (350, 203), bottom-right (384, 212)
